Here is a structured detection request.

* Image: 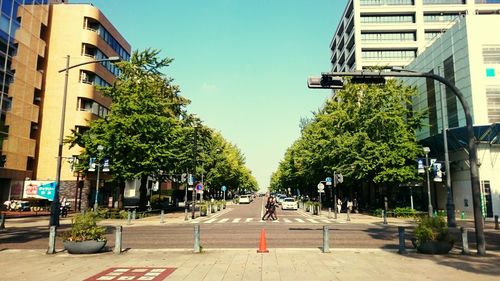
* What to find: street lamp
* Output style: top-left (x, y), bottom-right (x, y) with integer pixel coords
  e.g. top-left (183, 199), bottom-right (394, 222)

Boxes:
top-left (308, 69), bottom-right (486, 255)
top-left (93, 145), bottom-right (104, 212)
top-left (423, 147), bottom-right (433, 217)
top-left (49, 55), bottom-right (120, 227)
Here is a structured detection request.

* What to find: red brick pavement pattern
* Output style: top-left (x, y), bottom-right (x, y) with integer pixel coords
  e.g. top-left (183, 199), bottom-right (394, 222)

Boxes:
top-left (84, 267), bottom-right (176, 281)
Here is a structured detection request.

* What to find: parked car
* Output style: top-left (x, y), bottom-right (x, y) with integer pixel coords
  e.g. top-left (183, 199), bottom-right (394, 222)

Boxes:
top-left (239, 195), bottom-right (251, 204)
top-left (281, 197), bottom-right (298, 210)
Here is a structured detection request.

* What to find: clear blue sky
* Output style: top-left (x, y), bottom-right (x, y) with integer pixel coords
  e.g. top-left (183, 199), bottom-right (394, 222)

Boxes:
top-left (75, 0), bottom-right (346, 190)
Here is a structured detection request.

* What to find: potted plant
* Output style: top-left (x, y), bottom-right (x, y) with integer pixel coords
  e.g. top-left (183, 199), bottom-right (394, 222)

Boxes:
top-left (222, 200), bottom-right (226, 209)
top-left (61, 212), bottom-right (107, 254)
top-left (210, 202), bottom-right (216, 213)
top-left (216, 200), bottom-right (222, 211)
top-left (305, 201), bottom-right (313, 212)
top-left (199, 203), bottom-right (208, 216)
top-left (412, 216), bottom-right (454, 254)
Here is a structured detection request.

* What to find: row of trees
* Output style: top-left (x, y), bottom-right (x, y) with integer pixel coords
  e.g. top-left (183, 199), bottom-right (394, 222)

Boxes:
top-left (67, 49), bottom-right (257, 208)
top-left (270, 79), bottom-right (426, 208)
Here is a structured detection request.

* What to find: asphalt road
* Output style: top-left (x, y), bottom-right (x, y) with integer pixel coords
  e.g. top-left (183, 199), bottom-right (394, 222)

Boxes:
top-left (1, 196), bottom-right (499, 252)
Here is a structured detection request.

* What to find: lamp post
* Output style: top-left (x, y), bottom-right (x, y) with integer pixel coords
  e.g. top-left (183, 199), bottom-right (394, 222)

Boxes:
top-left (308, 69), bottom-right (486, 255)
top-left (423, 147), bottom-right (433, 217)
top-left (93, 145), bottom-right (104, 212)
top-left (49, 55), bottom-right (120, 227)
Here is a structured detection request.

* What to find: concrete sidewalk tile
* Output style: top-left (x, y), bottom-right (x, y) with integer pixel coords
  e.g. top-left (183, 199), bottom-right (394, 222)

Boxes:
top-left (222, 250), bottom-right (251, 281)
top-left (261, 250), bottom-right (280, 281)
top-left (241, 252), bottom-right (263, 281)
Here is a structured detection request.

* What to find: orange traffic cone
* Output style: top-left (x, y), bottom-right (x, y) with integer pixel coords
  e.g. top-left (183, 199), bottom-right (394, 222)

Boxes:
top-left (257, 228), bottom-right (269, 253)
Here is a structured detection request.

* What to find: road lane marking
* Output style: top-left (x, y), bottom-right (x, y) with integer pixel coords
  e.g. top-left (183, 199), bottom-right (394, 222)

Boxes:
top-left (217, 218), bottom-right (229, 223)
top-left (232, 218), bottom-right (241, 223)
top-left (321, 219), bottom-right (331, 223)
top-left (295, 218), bottom-right (305, 223)
top-left (245, 218), bottom-right (253, 223)
top-left (284, 218), bottom-right (292, 223)
top-left (203, 218), bottom-right (217, 224)
top-left (306, 218), bottom-right (319, 223)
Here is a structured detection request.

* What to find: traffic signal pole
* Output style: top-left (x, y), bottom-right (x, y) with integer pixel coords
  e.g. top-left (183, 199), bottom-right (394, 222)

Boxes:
top-left (309, 70), bottom-right (485, 255)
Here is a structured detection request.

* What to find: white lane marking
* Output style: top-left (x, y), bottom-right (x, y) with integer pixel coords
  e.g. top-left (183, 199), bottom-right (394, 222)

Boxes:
top-left (295, 218), bottom-right (305, 223)
top-left (217, 218), bottom-right (229, 223)
top-left (306, 218), bottom-right (319, 223)
top-left (283, 218), bottom-right (292, 223)
top-left (232, 218), bottom-right (241, 223)
top-left (245, 218), bottom-right (253, 223)
top-left (203, 218), bottom-right (217, 224)
top-left (321, 219), bottom-right (332, 223)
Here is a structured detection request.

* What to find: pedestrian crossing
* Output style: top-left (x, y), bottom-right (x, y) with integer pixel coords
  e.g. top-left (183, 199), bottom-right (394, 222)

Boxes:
top-left (191, 217), bottom-right (339, 224)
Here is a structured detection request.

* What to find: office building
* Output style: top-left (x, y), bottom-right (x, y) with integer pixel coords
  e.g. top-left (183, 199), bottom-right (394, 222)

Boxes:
top-left (330, 0), bottom-right (500, 72)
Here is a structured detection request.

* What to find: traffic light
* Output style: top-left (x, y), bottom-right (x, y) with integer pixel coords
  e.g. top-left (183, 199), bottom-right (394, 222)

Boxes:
top-left (307, 76), bottom-right (344, 89)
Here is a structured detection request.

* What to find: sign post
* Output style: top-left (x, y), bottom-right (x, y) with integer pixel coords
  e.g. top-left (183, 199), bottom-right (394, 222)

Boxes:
top-left (318, 183), bottom-right (325, 215)
top-left (221, 185), bottom-right (227, 201)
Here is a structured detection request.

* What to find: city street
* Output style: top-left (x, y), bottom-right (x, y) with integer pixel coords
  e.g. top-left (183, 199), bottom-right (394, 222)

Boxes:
top-left (1, 197), bottom-right (499, 252)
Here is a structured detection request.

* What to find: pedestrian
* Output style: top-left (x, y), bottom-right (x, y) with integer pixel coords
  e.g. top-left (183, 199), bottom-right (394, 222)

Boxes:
top-left (262, 196), bottom-right (272, 220)
top-left (337, 197), bottom-right (342, 214)
top-left (353, 197), bottom-right (359, 213)
top-left (264, 197), bottom-right (278, 220)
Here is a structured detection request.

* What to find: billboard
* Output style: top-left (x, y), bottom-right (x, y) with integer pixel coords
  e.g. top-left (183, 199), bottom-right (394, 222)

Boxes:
top-left (24, 181), bottom-right (57, 201)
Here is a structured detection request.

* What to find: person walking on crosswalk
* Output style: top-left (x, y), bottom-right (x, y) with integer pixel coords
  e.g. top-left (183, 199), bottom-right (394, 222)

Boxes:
top-left (262, 196), bottom-right (273, 220)
top-left (264, 197), bottom-right (279, 220)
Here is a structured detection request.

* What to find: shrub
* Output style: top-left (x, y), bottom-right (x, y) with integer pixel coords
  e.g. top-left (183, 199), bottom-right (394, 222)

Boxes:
top-left (373, 208), bottom-right (383, 217)
top-left (393, 207), bottom-right (416, 218)
top-left (61, 212), bottom-right (106, 242)
top-left (414, 216), bottom-right (452, 246)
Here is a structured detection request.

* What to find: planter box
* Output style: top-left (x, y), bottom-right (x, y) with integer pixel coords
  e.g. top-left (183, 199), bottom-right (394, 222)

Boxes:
top-left (415, 240), bottom-right (454, 255)
top-left (63, 240), bottom-right (107, 254)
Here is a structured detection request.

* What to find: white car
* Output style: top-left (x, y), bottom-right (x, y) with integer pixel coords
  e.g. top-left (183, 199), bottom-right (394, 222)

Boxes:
top-left (281, 197), bottom-right (298, 210)
top-left (239, 195), bottom-right (251, 204)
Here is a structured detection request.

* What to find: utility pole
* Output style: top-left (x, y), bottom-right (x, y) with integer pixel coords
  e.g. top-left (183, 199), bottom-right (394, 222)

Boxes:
top-left (191, 125), bottom-right (198, 220)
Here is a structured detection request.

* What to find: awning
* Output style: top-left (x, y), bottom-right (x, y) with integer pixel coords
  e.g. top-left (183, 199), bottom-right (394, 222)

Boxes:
top-left (419, 122), bottom-right (500, 156)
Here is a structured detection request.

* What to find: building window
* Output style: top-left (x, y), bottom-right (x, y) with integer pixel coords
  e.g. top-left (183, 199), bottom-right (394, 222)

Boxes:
top-left (75, 125), bottom-right (90, 135)
top-left (77, 98), bottom-right (109, 118)
top-left (424, 0), bottom-right (465, 4)
top-left (361, 32), bottom-right (416, 42)
top-left (30, 122), bottom-right (38, 139)
top-left (425, 31), bottom-right (443, 41)
top-left (426, 72), bottom-right (438, 136)
top-left (360, 0), bottom-right (414, 5)
top-left (362, 50), bottom-right (416, 60)
top-left (360, 14), bottom-right (415, 24)
top-left (486, 88), bottom-right (500, 123)
top-left (83, 17), bottom-right (130, 61)
top-left (423, 13), bottom-right (460, 22)
top-left (443, 56), bottom-right (458, 128)
top-left (79, 70), bottom-right (111, 87)
top-left (483, 45), bottom-right (500, 64)
top-left (81, 43), bottom-right (121, 76)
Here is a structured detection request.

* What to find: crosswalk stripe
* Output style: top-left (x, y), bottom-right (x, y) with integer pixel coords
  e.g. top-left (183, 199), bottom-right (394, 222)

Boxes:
top-left (307, 218), bottom-right (319, 223)
top-left (204, 218), bottom-right (217, 224)
top-left (295, 218), bottom-right (305, 223)
top-left (217, 218), bottom-right (229, 223)
top-left (232, 218), bottom-right (241, 223)
top-left (321, 219), bottom-right (331, 223)
top-left (284, 218), bottom-right (292, 223)
top-left (245, 218), bottom-right (253, 223)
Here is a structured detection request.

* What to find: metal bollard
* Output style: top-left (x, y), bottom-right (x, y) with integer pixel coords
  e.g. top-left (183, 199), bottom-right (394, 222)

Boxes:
top-left (132, 209), bottom-right (136, 221)
top-left (346, 209), bottom-right (351, 222)
top-left (495, 215), bottom-right (499, 230)
top-left (461, 227), bottom-right (470, 255)
top-left (194, 224), bottom-right (201, 253)
top-left (127, 210), bottom-right (132, 225)
top-left (47, 226), bottom-right (57, 254)
top-left (383, 210), bottom-right (387, 225)
top-left (328, 208), bottom-right (331, 219)
top-left (114, 226), bottom-right (122, 254)
top-left (398, 226), bottom-right (407, 254)
top-left (0, 213), bottom-right (5, 229)
top-left (322, 225), bottom-right (330, 253)
top-left (160, 210), bottom-right (165, 224)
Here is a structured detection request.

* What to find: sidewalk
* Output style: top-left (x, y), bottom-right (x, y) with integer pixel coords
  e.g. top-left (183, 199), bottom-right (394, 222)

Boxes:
top-left (1, 248), bottom-right (499, 281)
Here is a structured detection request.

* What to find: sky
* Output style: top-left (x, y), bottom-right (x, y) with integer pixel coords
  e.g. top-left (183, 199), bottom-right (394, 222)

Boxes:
top-left (74, 0), bottom-right (347, 190)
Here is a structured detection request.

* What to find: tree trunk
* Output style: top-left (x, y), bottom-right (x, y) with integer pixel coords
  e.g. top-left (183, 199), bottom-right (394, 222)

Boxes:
top-left (139, 175), bottom-right (148, 209)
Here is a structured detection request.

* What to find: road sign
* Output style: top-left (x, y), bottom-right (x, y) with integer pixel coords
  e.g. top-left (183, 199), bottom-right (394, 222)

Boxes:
top-left (187, 174), bottom-right (194, 185)
top-left (196, 183), bottom-right (204, 191)
top-left (317, 183), bottom-right (325, 191)
top-left (221, 185), bottom-right (226, 192)
top-left (325, 177), bottom-right (332, 185)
